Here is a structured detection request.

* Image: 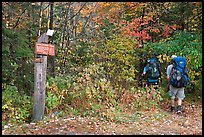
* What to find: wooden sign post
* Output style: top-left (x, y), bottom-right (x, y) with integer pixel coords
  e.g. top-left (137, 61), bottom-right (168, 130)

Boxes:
top-left (32, 32), bottom-right (54, 121)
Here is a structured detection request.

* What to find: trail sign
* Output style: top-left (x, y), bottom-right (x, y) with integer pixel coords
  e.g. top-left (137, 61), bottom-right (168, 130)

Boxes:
top-left (32, 32), bottom-right (54, 121)
top-left (35, 42), bottom-right (55, 56)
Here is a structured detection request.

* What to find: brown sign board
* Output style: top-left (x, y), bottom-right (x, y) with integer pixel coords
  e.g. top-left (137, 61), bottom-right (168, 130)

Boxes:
top-left (35, 42), bottom-right (55, 56)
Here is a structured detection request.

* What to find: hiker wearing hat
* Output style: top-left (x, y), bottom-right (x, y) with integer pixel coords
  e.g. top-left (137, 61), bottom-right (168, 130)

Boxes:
top-left (166, 55), bottom-right (189, 113)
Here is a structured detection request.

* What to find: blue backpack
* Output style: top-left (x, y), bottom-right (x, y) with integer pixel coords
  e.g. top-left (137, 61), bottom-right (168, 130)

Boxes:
top-left (146, 58), bottom-right (161, 79)
top-left (170, 56), bottom-right (190, 88)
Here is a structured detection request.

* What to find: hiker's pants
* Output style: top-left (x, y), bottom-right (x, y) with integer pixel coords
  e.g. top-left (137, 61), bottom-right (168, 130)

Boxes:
top-left (169, 85), bottom-right (185, 100)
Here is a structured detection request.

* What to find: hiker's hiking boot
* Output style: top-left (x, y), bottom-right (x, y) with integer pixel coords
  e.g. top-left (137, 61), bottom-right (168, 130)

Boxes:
top-left (177, 105), bottom-right (182, 114)
top-left (170, 106), bottom-right (175, 113)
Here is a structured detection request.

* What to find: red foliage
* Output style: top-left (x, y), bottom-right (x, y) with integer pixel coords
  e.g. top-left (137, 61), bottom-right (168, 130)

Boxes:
top-left (152, 28), bottom-right (160, 33)
top-left (123, 16), bottom-right (180, 42)
top-left (162, 25), bottom-right (172, 38)
top-left (123, 17), bottom-right (153, 41)
top-left (170, 24), bottom-right (182, 30)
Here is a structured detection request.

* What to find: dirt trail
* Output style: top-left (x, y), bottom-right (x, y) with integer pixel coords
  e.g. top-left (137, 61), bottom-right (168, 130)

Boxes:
top-left (2, 102), bottom-right (202, 135)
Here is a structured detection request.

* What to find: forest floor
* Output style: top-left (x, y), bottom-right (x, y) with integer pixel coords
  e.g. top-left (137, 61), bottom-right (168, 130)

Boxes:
top-left (2, 99), bottom-right (202, 135)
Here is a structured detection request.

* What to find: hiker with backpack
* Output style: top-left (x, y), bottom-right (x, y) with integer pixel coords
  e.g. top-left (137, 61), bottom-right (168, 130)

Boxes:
top-left (142, 57), bottom-right (161, 87)
top-left (166, 55), bottom-right (190, 113)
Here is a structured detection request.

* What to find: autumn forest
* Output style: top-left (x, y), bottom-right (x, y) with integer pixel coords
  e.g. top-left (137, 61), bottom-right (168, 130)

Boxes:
top-left (2, 2), bottom-right (202, 135)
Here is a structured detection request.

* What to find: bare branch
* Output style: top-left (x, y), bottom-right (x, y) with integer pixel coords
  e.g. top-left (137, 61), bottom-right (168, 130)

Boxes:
top-left (13, 8), bottom-right (27, 29)
top-left (68, 2), bottom-right (87, 20)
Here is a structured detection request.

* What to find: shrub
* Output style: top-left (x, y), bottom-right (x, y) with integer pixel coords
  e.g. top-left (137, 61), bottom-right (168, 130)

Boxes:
top-left (2, 84), bottom-right (32, 125)
top-left (144, 31), bottom-right (202, 98)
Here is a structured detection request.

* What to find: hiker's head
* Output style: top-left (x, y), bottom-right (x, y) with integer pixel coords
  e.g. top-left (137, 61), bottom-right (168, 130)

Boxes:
top-left (171, 55), bottom-right (177, 63)
top-left (171, 55), bottom-right (177, 60)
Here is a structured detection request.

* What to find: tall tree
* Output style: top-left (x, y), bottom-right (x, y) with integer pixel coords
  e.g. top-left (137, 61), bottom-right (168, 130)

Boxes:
top-left (47, 2), bottom-right (55, 77)
top-left (2, 2), bottom-right (36, 95)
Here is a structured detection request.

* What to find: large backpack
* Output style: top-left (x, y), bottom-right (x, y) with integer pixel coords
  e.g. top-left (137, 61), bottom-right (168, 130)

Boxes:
top-left (170, 56), bottom-right (190, 88)
top-left (146, 58), bottom-right (161, 79)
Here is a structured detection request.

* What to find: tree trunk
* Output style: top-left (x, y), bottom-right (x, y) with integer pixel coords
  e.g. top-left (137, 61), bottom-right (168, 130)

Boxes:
top-left (38, 2), bottom-right (43, 36)
top-left (139, 7), bottom-right (145, 45)
top-left (48, 2), bottom-right (55, 77)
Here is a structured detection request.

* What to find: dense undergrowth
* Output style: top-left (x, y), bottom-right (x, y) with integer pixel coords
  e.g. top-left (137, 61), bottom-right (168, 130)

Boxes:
top-left (2, 75), bottom-right (165, 126)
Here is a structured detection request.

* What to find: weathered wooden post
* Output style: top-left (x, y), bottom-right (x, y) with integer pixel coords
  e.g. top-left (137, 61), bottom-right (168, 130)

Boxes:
top-left (32, 30), bottom-right (54, 121)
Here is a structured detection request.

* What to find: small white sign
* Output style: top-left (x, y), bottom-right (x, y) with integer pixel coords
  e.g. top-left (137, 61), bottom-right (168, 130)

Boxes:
top-left (46, 29), bottom-right (54, 36)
